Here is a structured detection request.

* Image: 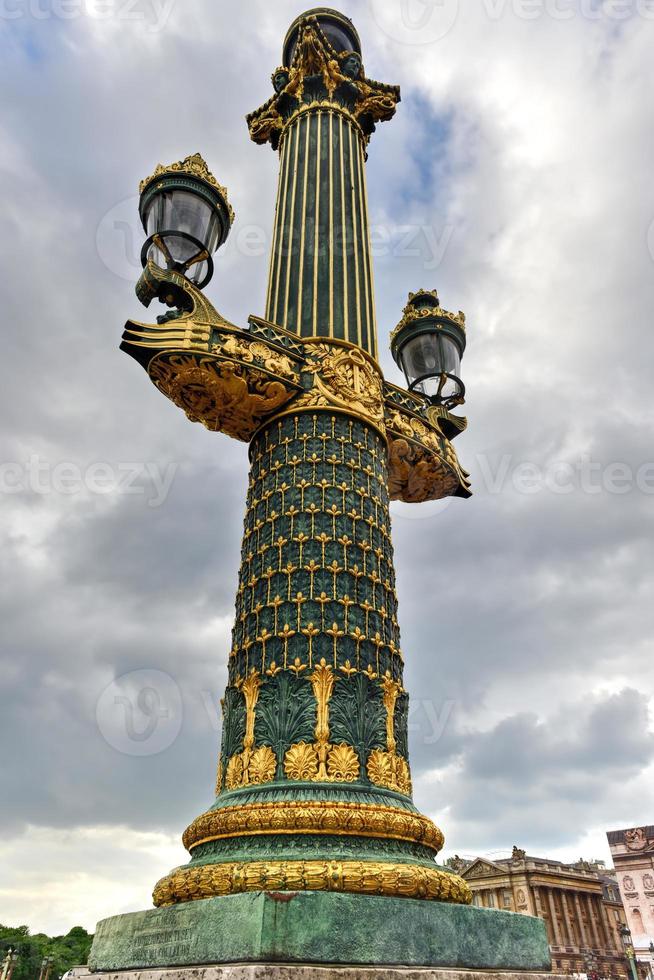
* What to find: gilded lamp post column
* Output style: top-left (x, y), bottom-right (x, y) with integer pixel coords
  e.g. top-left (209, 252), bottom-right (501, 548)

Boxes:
top-left (120, 7), bottom-right (472, 911)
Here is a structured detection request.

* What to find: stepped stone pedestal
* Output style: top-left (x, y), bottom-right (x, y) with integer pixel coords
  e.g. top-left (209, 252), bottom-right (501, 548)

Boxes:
top-left (80, 892), bottom-right (553, 976)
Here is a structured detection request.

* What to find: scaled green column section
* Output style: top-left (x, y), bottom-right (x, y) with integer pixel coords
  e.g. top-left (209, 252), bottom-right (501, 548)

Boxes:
top-left (266, 111), bottom-right (377, 358)
top-left (216, 410), bottom-right (407, 796)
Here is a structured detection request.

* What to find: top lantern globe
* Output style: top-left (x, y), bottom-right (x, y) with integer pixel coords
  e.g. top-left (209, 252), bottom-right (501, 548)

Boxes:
top-left (390, 290), bottom-right (467, 410)
top-left (138, 153), bottom-right (234, 290)
top-left (282, 7), bottom-right (361, 66)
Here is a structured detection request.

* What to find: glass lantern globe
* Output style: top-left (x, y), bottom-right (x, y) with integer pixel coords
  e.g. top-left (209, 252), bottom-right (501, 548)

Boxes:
top-left (283, 8), bottom-right (361, 67)
top-left (391, 290), bottom-right (466, 410)
top-left (138, 154), bottom-right (233, 289)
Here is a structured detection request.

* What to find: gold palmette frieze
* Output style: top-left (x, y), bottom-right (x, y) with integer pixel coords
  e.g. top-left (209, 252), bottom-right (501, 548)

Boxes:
top-left (182, 801), bottom-right (444, 853)
top-left (152, 860), bottom-right (471, 908)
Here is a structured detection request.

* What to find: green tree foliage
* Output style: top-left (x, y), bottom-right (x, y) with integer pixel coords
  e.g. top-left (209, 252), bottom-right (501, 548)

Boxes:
top-left (0, 924), bottom-right (93, 980)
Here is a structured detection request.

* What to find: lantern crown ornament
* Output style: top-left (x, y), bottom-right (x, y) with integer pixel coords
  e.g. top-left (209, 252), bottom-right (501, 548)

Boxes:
top-left (78, 8), bottom-right (553, 976)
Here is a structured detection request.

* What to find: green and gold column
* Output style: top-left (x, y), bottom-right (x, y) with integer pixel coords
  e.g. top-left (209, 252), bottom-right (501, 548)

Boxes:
top-left (265, 103), bottom-right (377, 355)
top-left (120, 8), bottom-right (472, 911)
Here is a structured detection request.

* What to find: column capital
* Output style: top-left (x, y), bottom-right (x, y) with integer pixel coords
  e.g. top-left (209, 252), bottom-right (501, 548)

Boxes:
top-left (247, 12), bottom-right (400, 150)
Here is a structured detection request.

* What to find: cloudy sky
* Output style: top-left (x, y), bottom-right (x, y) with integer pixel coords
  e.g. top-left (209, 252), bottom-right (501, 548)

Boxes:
top-left (1, 0), bottom-right (653, 937)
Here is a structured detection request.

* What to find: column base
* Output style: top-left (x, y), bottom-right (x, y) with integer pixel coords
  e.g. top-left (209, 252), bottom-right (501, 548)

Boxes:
top-left (73, 968), bottom-right (559, 980)
top-left (87, 892), bottom-right (551, 972)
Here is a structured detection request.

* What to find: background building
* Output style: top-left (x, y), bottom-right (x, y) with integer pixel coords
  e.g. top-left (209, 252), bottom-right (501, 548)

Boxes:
top-left (607, 826), bottom-right (654, 978)
top-left (458, 848), bottom-right (630, 977)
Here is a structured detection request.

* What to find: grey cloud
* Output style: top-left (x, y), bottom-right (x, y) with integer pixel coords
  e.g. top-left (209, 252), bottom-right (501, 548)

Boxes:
top-left (0, 0), bottom-right (653, 924)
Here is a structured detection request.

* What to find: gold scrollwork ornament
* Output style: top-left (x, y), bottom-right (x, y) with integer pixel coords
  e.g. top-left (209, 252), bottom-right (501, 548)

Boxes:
top-left (299, 344), bottom-right (385, 431)
top-left (148, 354), bottom-right (296, 441)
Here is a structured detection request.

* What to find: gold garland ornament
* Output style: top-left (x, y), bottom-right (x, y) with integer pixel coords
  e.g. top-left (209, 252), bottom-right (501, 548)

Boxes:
top-left (182, 800), bottom-right (444, 853)
top-left (153, 859), bottom-right (472, 907)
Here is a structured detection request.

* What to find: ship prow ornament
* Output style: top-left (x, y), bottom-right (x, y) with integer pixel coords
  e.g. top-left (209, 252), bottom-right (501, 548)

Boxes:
top-left (83, 8), bottom-right (553, 976)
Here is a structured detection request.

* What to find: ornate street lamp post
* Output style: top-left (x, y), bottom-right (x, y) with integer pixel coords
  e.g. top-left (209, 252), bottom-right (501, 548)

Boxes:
top-left (86, 8), bottom-right (551, 974)
top-left (0, 949), bottom-right (18, 980)
top-left (38, 956), bottom-right (54, 980)
top-left (121, 7), bottom-right (472, 908)
top-left (621, 924), bottom-right (640, 980)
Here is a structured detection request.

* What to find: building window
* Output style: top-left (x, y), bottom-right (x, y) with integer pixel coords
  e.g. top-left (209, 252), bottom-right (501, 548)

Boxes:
top-left (503, 890), bottom-right (513, 908)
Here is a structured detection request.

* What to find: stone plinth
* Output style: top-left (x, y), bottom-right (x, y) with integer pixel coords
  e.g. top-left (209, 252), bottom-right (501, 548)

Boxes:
top-left (86, 892), bottom-right (551, 973)
top-left (71, 966), bottom-right (559, 980)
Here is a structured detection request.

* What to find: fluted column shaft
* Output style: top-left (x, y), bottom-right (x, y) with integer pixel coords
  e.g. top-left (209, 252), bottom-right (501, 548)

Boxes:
top-left (266, 109), bottom-right (377, 359)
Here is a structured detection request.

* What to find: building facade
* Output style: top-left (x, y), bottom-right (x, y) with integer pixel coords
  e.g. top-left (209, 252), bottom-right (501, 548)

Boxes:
top-left (460, 849), bottom-right (630, 977)
top-left (607, 826), bottom-right (654, 976)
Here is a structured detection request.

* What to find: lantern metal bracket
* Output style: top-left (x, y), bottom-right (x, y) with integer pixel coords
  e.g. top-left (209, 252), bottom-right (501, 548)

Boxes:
top-left (122, 262), bottom-right (304, 442)
top-left (384, 382), bottom-right (471, 501)
top-left (122, 263), bottom-right (471, 497)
